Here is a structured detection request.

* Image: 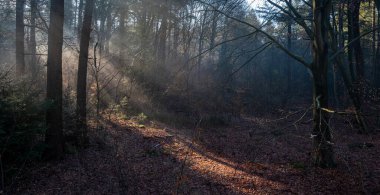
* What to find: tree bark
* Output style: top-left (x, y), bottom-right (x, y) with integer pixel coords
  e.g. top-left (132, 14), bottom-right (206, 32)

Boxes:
top-left (30, 0), bottom-right (37, 75)
top-left (210, 11), bottom-right (218, 49)
top-left (104, 3), bottom-right (113, 54)
top-left (16, 0), bottom-right (25, 75)
top-left (283, 0), bottom-right (292, 107)
top-left (375, 4), bottom-right (380, 88)
top-left (76, 0), bottom-right (95, 147)
top-left (351, 0), bottom-right (365, 80)
top-left (77, 0), bottom-right (84, 42)
top-left (158, 5), bottom-right (168, 67)
top-left (347, 6), bottom-right (356, 81)
top-left (45, 0), bottom-right (65, 160)
top-left (119, 4), bottom-right (128, 63)
top-left (372, 0), bottom-right (377, 84)
top-left (311, 0), bottom-right (335, 168)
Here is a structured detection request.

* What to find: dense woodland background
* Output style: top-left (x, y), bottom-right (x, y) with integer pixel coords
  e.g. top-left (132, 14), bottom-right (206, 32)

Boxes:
top-left (1, 0), bottom-right (380, 194)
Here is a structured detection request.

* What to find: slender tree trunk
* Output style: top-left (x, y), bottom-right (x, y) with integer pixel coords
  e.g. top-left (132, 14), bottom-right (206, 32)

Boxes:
top-left (30, 0), bottom-right (37, 75)
top-left (210, 11), bottom-right (218, 49)
top-left (76, 0), bottom-right (95, 147)
top-left (338, 1), bottom-right (345, 51)
top-left (372, 0), bottom-right (377, 84)
top-left (77, 0), bottom-right (84, 42)
top-left (351, 0), bottom-right (365, 80)
top-left (347, 6), bottom-right (356, 81)
top-left (119, 5), bottom-right (127, 63)
top-left (104, 3), bottom-right (113, 54)
top-left (311, 0), bottom-right (335, 168)
top-left (16, 0), bottom-right (25, 76)
top-left (99, 7), bottom-right (106, 53)
top-left (332, 3), bottom-right (340, 108)
top-left (158, 8), bottom-right (168, 67)
top-left (45, 0), bottom-right (65, 160)
top-left (197, 10), bottom-right (207, 82)
top-left (173, 15), bottom-right (180, 58)
top-left (283, 0), bottom-right (292, 106)
top-left (375, 6), bottom-right (380, 88)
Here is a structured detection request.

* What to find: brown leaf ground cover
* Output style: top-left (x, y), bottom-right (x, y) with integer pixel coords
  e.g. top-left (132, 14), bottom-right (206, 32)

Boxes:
top-left (9, 110), bottom-right (380, 194)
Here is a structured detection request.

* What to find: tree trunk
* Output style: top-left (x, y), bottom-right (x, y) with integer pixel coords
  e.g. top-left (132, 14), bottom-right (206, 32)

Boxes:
top-left (210, 11), bottom-right (218, 49)
top-left (329, 19), bottom-right (370, 135)
top-left (173, 14), bottom-right (180, 58)
top-left (158, 7), bottom-right (168, 67)
top-left (29, 0), bottom-right (37, 75)
top-left (197, 10), bottom-right (207, 82)
top-left (375, 6), bottom-right (380, 88)
top-left (77, 0), bottom-right (84, 42)
top-left (347, 6), bottom-right (356, 81)
top-left (98, 2), bottom-right (106, 54)
top-left (119, 5), bottom-right (127, 63)
top-left (45, 0), bottom-right (65, 160)
top-left (104, 3), bottom-right (113, 54)
top-left (372, 0), bottom-right (377, 85)
top-left (311, 0), bottom-right (335, 168)
top-left (16, 0), bottom-right (25, 76)
top-left (76, 0), bottom-right (95, 147)
top-left (351, 0), bottom-right (365, 80)
top-left (283, 0), bottom-right (292, 106)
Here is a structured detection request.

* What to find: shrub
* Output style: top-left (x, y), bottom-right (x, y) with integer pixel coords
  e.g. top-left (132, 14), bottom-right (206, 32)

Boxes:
top-left (0, 75), bottom-right (46, 186)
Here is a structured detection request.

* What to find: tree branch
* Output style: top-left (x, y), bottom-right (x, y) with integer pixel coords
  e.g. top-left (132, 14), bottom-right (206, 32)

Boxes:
top-left (195, 0), bottom-right (311, 68)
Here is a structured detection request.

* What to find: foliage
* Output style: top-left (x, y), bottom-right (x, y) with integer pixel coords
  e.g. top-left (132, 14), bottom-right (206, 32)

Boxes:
top-left (0, 75), bottom-right (46, 183)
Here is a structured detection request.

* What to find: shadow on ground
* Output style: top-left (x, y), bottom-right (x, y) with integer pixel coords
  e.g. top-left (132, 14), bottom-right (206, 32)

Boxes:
top-left (9, 112), bottom-right (380, 194)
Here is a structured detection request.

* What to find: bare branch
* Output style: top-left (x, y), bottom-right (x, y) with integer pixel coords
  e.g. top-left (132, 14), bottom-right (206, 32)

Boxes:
top-left (196, 0), bottom-right (311, 68)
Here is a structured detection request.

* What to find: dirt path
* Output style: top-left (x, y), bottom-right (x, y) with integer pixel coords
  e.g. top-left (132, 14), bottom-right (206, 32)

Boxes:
top-left (10, 113), bottom-right (380, 194)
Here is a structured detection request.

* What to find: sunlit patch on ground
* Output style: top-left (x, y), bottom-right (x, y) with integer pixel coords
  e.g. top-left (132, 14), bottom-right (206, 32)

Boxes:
top-left (10, 112), bottom-right (380, 194)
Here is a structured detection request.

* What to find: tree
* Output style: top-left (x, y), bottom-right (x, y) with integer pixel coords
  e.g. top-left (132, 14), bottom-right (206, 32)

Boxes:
top-left (348, 0), bottom-right (365, 82)
top-left (200, 0), bottom-right (336, 167)
top-left (76, 0), bottom-right (95, 146)
top-left (77, 0), bottom-right (84, 42)
top-left (44, 0), bottom-right (65, 160)
top-left (29, 0), bottom-right (38, 74)
top-left (311, 0), bottom-right (335, 167)
top-left (375, 0), bottom-right (380, 88)
top-left (16, 0), bottom-right (25, 75)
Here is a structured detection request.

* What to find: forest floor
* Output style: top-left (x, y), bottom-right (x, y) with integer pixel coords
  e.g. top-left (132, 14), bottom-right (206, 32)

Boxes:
top-left (10, 108), bottom-right (380, 194)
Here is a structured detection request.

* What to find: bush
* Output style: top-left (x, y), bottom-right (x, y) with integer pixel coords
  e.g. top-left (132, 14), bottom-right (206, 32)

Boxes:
top-left (0, 75), bottom-right (46, 185)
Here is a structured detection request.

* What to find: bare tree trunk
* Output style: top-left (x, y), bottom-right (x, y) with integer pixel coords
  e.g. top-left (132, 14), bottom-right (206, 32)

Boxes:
top-left (45, 0), bottom-right (65, 160)
top-left (375, 4), bottom-right (380, 88)
top-left (98, 2), bottom-right (107, 53)
top-left (197, 10), bottom-right (207, 82)
top-left (332, 3), bottom-right (340, 108)
top-left (16, 0), bottom-right (25, 75)
top-left (283, 0), bottom-right (292, 107)
top-left (158, 6), bottom-right (168, 67)
top-left (104, 3), bottom-right (113, 54)
top-left (30, 0), bottom-right (37, 75)
top-left (77, 0), bottom-right (84, 42)
top-left (372, 0), bottom-right (377, 84)
top-left (210, 11), bottom-right (218, 49)
top-left (119, 4), bottom-right (128, 64)
top-left (173, 14), bottom-right (180, 58)
top-left (351, 0), bottom-right (365, 81)
top-left (311, 0), bottom-right (335, 168)
top-left (329, 17), bottom-right (370, 135)
top-left (76, 0), bottom-right (95, 147)
top-left (347, 6), bottom-right (356, 81)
